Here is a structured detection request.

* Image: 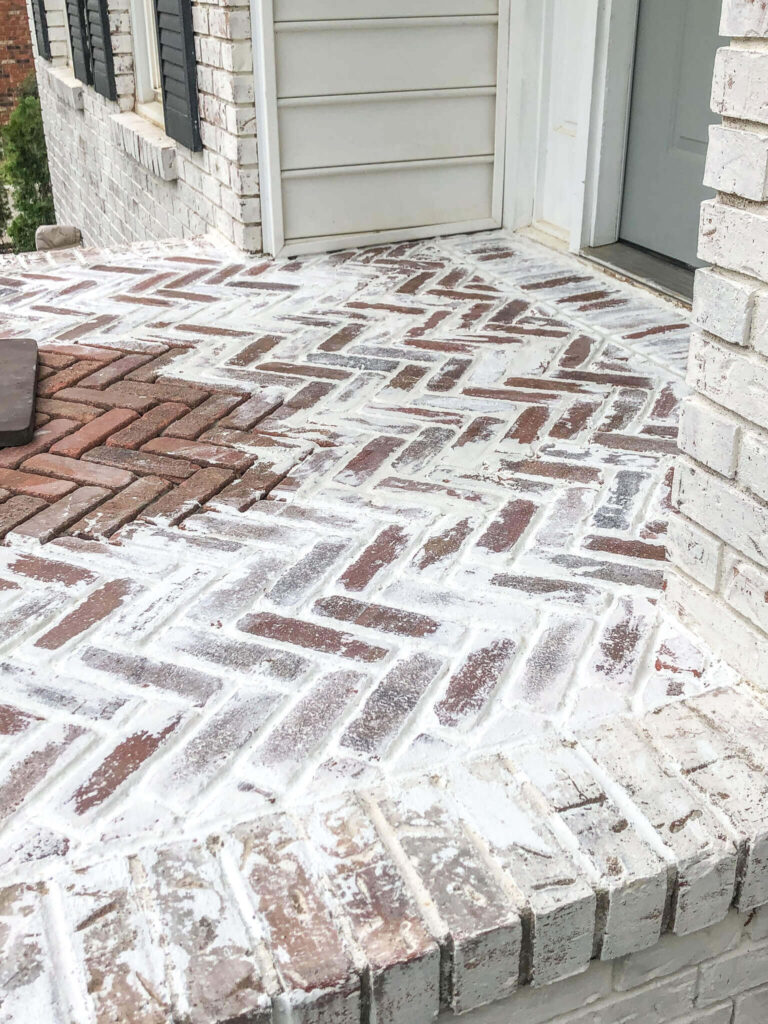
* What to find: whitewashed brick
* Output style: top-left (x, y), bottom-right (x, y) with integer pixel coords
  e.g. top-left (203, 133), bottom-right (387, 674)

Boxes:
top-left (687, 331), bottom-right (768, 433)
top-left (722, 0), bottom-right (768, 37)
top-left (578, 719), bottom-right (738, 938)
top-left (666, 573), bottom-right (768, 692)
top-left (746, 907), bottom-right (768, 942)
top-left (712, 47), bottom-right (768, 125)
top-left (666, 512), bottom-right (723, 591)
top-left (738, 429), bottom-right (768, 502)
top-left (612, 913), bottom-right (742, 992)
top-left (516, 742), bottom-right (668, 961)
top-left (676, 461), bottom-right (768, 569)
top-left (561, 971), bottom-right (697, 1024)
top-left (679, 396), bottom-right (741, 478)
top-left (447, 757), bottom-right (596, 988)
top-left (474, 962), bottom-right (613, 1024)
top-left (735, 984), bottom-right (768, 1023)
top-left (699, 198), bottom-right (768, 282)
top-left (693, 266), bottom-right (757, 346)
top-left (705, 125), bottom-right (768, 202)
top-left (724, 558), bottom-right (768, 635)
top-left (699, 943), bottom-right (768, 1006)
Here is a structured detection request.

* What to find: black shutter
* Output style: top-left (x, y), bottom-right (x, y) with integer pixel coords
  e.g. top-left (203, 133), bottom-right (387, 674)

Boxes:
top-left (30, 0), bottom-right (52, 61)
top-left (85, 0), bottom-right (117, 101)
top-left (155, 0), bottom-right (202, 151)
top-left (66, 0), bottom-right (91, 85)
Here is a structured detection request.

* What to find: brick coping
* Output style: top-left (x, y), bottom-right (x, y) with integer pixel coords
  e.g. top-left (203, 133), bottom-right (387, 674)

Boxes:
top-left (3, 683), bottom-right (768, 1022)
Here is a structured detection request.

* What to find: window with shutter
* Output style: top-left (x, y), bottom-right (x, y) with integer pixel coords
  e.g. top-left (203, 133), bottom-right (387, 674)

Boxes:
top-left (30, 0), bottom-right (52, 61)
top-left (154, 0), bottom-right (202, 151)
top-left (66, 0), bottom-right (92, 84)
top-left (85, 0), bottom-right (117, 100)
top-left (65, 0), bottom-right (117, 101)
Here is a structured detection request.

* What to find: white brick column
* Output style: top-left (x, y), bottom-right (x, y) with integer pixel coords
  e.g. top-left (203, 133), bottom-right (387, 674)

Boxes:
top-left (667, 0), bottom-right (768, 683)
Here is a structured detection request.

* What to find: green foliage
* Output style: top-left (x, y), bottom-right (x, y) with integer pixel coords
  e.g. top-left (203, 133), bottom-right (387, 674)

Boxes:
top-left (1, 92), bottom-right (55, 253)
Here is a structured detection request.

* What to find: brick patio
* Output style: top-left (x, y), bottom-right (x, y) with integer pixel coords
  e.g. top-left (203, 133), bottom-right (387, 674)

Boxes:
top-left (2, 230), bottom-right (765, 1023)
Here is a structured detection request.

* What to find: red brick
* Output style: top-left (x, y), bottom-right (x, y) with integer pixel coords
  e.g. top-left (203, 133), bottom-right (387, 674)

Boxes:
top-left (7, 554), bottom-right (97, 587)
top-left (584, 535), bottom-right (667, 561)
top-left (477, 499), bottom-right (537, 553)
top-left (81, 647), bottom-right (221, 704)
top-left (388, 364), bottom-right (429, 391)
top-left (340, 526), bottom-right (410, 591)
top-left (105, 402), bottom-right (189, 449)
top-left (22, 453), bottom-right (134, 489)
top-left (0, 468), bottom-right (76, 501)
top-left (11, 486), bottom-right (111, 543)
top-left (426, 357), bottom-right (472, 392)
top-left (559, 334), bottom-right (595, 368)
top-left (235, 817), bottom-right (360, 1018)
top-left (76, 354), bottom-right (154, 389)
top-left (391, 427), bottom-right (455, 473)
top-left (502, 458), bottom-right (602, 485)
top-left (594, 431), bottom-right (678, 456)
top-left (49, 408), bottom-right (139, 458)
top-left (0, 419), bottom-right (80, 469)
top-left (69, 715), bottom-right (182, 814)
top-left (141, 436), bottom-right (253, 471)
top-left (219, 392), bottom-right (284, 430)
top-left (0, 495), bottom-right (48, 538)
top-left (36, 398), bottom-right (103, 423)
top-left (35, 579), bottom-right (136, 650)
top-left (414, 518), bottom-right (473, 569)
top-left (0, 704), bottom-right (40, 736)
top-left (141, 468), bottom-right (234, 526)
top-left (435, 638), bottom-right (517, 727)
top-left (70, 476), bottom-right (172, 539)
top-left (227, 334), bottom-right (282, 364)
top-left (239, 611), bottom-right (389, 662)
top-left (83, 445), bottom-right (199, 481)
top-left (0, 724), bottom-right (87, 827)
top-left (340, 653), bottom-right (443, 756)
top-left (162, 394), bottom-right (243, 439)
top-left (36, 361), bottom-right (104, 397)
top-left (210, 457), bottom-right (297, 509)
top-left (314, 595), bottom-right (439, 637)
top-left (334, 436), bottom-right (405, 487)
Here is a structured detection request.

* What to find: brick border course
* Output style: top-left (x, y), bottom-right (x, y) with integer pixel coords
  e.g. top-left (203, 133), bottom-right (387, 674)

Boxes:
top-left (3, 685), bottom-right (768, 1022)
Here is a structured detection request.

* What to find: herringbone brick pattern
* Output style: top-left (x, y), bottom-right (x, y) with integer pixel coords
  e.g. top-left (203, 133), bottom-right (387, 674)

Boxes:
top-left (0, 231), bottom-right (736, 880)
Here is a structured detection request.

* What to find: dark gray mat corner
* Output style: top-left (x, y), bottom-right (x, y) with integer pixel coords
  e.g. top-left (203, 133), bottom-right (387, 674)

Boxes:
top-left (0, 338), bottom-right (38, 448)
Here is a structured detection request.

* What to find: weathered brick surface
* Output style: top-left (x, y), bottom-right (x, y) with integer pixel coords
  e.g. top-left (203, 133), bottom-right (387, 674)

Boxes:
top-left (670, 7), bottom-right (768, 691)
top-left (0, 230), bottom-right (762, 1022)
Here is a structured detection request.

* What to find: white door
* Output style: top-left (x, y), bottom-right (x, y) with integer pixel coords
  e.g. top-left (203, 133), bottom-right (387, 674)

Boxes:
top-left (620, 0), bottom-right (726, 267)
top-left (258, 0), bottom-right (509, 257)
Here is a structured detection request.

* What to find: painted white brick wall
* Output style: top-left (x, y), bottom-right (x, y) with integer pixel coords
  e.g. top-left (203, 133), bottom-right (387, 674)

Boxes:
top-left (669, 0), bottom-right (768, 690)
top-left (31, 0), bottom-right (261, 251)
top-left (459, 910), bottom-right (767, 1024)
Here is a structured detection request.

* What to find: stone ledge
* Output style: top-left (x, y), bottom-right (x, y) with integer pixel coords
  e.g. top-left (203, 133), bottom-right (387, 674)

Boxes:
top-left (110, 111), bottom-right (178, 182)
top-left (3, 683), bottom-right (768, 1023)
top-left (42, 64), bottom-right (84, 112)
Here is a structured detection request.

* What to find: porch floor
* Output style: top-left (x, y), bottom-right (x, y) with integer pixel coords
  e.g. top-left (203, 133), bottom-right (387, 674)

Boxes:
top-left (0, 230), bottom-right (759, 1024)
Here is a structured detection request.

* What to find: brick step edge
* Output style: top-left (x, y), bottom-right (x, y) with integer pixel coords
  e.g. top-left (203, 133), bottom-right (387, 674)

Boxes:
top-left (4, 682), bottom-right (766, 1024)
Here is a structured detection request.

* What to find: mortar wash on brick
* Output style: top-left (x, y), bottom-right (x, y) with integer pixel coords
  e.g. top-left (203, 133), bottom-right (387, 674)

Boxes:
top-left (0, 227), bottom-right (767, 1022)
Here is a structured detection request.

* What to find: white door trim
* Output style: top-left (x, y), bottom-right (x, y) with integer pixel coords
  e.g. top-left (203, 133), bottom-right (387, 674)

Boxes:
top-left (502, 0), bottom-right (639, 252)
top-left (251, 0), bottom-right (511, 258)
top-left (579, 0), bottom-right (640, 249)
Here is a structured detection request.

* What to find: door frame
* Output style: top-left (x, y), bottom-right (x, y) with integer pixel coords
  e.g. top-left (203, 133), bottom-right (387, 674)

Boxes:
top-left (503, 0), bottom-right (640, 252)
top-left (250, 0), bottom-right (512, 258)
